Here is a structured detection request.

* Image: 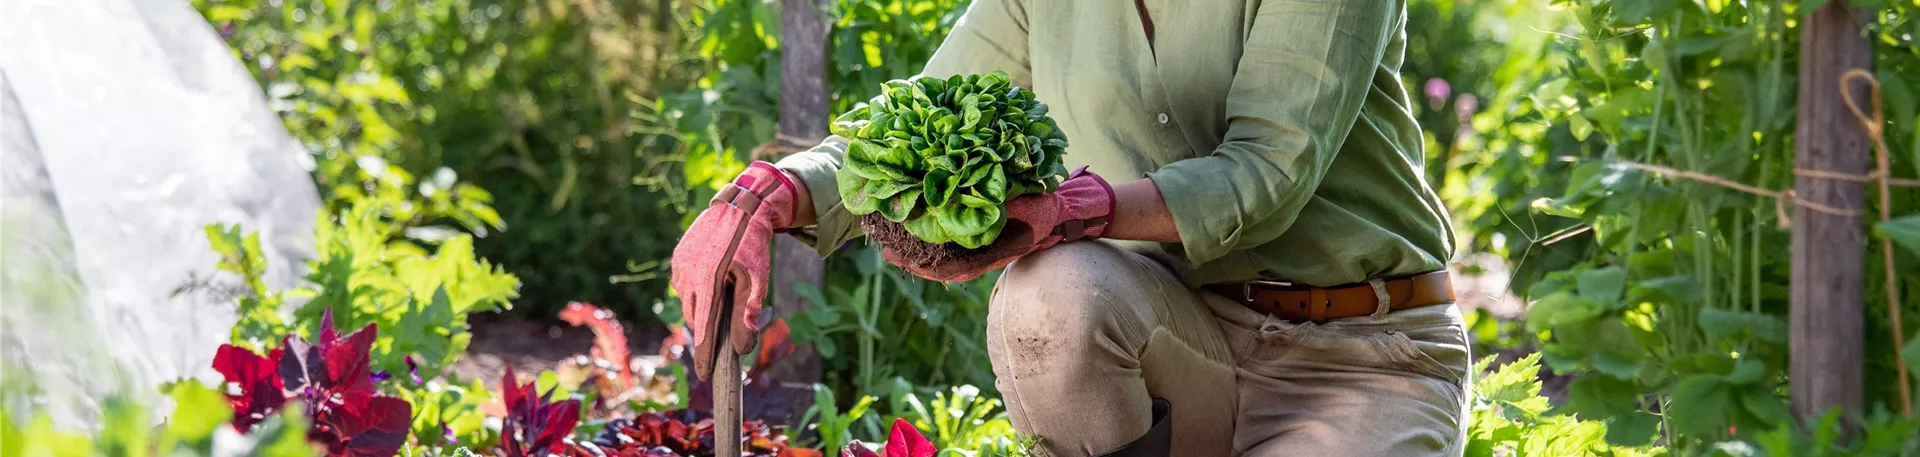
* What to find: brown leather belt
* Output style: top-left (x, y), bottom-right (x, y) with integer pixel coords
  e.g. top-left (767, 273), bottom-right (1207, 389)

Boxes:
top-left (1206, 271), bottom-right (1455, 323)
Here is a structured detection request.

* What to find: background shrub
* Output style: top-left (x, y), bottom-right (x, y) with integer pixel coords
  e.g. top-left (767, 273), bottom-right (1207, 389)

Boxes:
top-left (195, 0), bottom-right (697, 321)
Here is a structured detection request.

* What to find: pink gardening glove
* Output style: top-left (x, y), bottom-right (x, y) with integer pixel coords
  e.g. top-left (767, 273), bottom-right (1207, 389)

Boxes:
top-left (883, 167), bottom-right (1115, 282)
top-left (669, 162), bottom-right (797, 380)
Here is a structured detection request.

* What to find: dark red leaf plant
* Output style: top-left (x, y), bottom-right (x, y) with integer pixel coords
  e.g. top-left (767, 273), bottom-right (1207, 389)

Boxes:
top-left (500, 366), bottom-right (583, 457)
top-left (568, 408), bottom-right (819, 457)
top-left (558, 301), bottom-right (635, 391)
top-left (213, 308), bottom-right (414, 457)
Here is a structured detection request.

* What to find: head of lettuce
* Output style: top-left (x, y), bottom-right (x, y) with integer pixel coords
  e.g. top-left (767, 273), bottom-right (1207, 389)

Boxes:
top-left (832, 70), bottom-right (1071, 250)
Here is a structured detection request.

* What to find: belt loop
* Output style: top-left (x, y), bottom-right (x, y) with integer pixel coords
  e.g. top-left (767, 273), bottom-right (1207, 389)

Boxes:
top-left (1368, 278), bottom-right (1391, 318)
top-left (1308, 289), bottom-right (1329, 323)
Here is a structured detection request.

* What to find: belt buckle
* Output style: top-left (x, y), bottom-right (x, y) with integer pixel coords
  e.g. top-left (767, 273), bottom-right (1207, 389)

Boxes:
top-left (1241, 279), bottom-right (1294, 300)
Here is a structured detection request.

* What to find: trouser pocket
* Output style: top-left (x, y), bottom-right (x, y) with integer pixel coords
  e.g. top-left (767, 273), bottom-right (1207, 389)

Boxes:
top-left (1229, 305), bottom-right (1471, 456)
top-left (1236, 305), bottom-right (1470, 393)
top-left (1385, 323), bottom-right (1470, 388)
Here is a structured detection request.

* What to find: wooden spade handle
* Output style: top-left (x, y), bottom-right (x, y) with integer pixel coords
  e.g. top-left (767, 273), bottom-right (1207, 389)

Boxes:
top-left (712, 286), bottom-right (744, 457)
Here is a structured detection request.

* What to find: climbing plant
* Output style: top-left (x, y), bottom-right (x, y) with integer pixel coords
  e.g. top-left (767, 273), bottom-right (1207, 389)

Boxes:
top-left (1448, 0), bottom-right (1920, 452)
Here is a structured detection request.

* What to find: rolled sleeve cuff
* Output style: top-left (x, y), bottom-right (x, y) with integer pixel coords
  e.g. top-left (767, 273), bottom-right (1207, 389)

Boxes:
top-left (774, 137), bottom-right (863, 258)
top-left (1145, 161), bottom-right (1246, 266)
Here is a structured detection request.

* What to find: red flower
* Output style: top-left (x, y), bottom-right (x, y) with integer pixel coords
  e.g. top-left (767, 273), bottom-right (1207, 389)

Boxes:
top-left (211, 309), bottom-right (412, 457)
top-left (502, 366), bottom-right (583, 457)
top-left (842, 419), bottom-right (935, 457)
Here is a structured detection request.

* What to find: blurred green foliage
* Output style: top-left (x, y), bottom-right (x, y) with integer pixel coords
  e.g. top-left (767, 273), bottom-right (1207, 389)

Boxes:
top-left (0, 383), bottom-right (319, 457)
top-left (193, 0), bottom-right (694, 320)
top-left (1438, 0), bottom-right (1920, 453)
top-left (660, 0), bottom-right (968, 192)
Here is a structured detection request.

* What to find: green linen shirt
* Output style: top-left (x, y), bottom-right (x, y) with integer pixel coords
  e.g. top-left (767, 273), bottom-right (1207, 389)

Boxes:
top-left (776, 0), bottom-right (1454, 287)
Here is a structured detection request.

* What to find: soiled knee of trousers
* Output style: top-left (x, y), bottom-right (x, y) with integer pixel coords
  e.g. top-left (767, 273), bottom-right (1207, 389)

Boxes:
top-left (992, 242), bottom-right (1143, 367)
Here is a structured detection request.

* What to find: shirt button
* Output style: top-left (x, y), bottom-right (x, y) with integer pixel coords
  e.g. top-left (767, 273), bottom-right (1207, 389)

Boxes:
top-left (1157, 113), bottom-right (1170, 124)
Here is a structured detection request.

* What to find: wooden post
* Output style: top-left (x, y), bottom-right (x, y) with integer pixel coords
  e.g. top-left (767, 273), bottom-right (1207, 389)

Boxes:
top-left (767, 0), bottom-right (831, 427)
top-left (1790, 1), bottom-right (1872, 426)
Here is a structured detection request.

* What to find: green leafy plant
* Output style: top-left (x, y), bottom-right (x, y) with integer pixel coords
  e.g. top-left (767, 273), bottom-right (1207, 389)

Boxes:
top-left (301, 198), bottom-right (520, 383)
top-left (206, 223), bottom-right (291, 349)
top-left (808, 385), bottom-right (1032, 457)
top-left (831, 71), bottom-right (1069, 248)
top-left (1731, 407), bottom-right (1920, 456)
top-left (1465, 354), bottom-right (1663, 457)
top-left (394, 378), bottom-right (497, 450)
top-left (0, 384), bottom-right (319, 457)
top-left (799, 384), bottom-right (877, 452)
top-left (210, 197), bottom-right (519, 388)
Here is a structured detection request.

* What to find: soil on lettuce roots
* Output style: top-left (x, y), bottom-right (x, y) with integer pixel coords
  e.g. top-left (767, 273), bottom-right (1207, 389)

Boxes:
top-left (859, 213), bottom-right (999, 268)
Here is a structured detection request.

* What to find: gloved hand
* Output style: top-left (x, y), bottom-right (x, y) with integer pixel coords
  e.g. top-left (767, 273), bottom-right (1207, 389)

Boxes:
top-left (669, 162), bottom-right (798, 380)
top-left (884, 167), bottom-right (1115, 282)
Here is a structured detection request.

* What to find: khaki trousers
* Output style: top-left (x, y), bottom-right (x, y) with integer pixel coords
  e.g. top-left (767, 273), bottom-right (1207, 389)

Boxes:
top-left (986, 241), bottom-right (1470, 457)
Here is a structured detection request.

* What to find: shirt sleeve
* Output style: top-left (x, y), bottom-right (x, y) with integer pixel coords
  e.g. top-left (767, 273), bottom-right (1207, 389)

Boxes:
top-left (774, 0), bottom-right (1031, 258)
top-left (1144, 0), bottom-right (1402, 266)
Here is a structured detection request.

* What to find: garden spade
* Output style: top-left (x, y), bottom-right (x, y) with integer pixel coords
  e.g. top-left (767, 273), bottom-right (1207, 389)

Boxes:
top-left (708, 282), bottom-right (745, 457)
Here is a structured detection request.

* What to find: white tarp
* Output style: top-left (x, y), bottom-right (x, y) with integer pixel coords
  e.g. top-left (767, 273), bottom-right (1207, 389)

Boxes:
top-left (1, 0), bottom-right (321, 428)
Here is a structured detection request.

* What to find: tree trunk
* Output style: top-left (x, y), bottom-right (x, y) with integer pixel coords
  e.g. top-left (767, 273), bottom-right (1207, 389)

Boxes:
top-left (1790, 0), bottom-right (1872, 427)
top-left (767, 0), bottom-right (830, 427)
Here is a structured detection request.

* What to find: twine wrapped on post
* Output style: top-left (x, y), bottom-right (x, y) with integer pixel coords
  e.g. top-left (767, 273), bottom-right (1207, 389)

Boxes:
top-left (1840, 69), bottom-right (1911, 417)
top-left (1612, 70), bottom-right (1914, 417)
